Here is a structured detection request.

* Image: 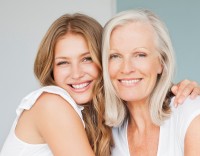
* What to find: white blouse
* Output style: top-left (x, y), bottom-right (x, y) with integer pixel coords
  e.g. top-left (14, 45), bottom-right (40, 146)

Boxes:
top-left (111, 96), bottom-right (200, 156)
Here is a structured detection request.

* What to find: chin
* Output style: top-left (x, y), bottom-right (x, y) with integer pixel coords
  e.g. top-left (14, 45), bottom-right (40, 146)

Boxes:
top-left (119, 94), bottom-right (135, 100)
top-left (120, 95), bottom-right (142, 103)
top-left (75, 98), bottom-right (92, 105)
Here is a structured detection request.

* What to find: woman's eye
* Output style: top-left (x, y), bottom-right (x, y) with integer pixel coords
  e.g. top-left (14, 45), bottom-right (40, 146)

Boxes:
top-left (57, 61), bottom-right (68, 65)
top-left (136, 53), bottom-right (146, 57)
top-left (109, 54), bottom-right (120, 60)
top-left (83, 57), bottom-right (93, 62)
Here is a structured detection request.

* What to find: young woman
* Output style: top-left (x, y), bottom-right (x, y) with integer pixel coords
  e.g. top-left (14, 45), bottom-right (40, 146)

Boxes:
top-left (102, 9), bottom-right (200, 155)
top-left (0, 13), bottom-right (112, 156)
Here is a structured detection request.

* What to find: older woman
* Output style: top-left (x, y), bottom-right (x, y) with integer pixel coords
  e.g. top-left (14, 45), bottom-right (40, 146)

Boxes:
top-left (102, 9), bottom-right (200, 155)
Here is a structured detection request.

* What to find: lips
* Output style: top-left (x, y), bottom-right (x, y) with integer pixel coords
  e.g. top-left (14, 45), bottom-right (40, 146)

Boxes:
top-left (68, 81), bottom-right (91, 91)
top-left (71, 82), bottom-right (90, 89)
top-left (119, 78), bottom-right (142, 86)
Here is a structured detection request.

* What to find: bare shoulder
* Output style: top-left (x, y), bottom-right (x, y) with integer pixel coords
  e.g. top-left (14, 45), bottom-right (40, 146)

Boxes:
top-left (33, 92), bottom-right (94, 155)
top-left (15, 92), bottom-right (81, 144)
top-left (16, 91), bottom-right (94, 155)
top-left (33, 92), bottom-right (82, 128)
top-left (185, 115), bottom-right (200, 156)
top-left (34, 92), bottom-right (75, 113)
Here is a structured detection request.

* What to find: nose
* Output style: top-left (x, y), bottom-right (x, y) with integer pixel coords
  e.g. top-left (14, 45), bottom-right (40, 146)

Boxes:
top-left (121, 57), bottom-right (135, 74)
top-left (71, 63), bottom-right (84, 80)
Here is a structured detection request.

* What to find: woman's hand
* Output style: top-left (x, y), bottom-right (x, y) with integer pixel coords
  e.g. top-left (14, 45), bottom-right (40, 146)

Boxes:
top-left (171, 79), bottom-right (200, 107)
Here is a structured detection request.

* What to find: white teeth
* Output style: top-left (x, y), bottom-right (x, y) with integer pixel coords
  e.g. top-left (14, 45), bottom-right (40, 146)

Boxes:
top-left (72, 83), bottom-right (89, 89)
top-left (121, 79), bottom-right (140, 84)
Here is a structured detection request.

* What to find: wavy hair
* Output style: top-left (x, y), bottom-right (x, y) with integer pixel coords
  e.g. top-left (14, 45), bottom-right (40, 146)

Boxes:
top-left (34, 13), bottom-right (112, 156)
top-left (102, 9), bottom-right (175, 127)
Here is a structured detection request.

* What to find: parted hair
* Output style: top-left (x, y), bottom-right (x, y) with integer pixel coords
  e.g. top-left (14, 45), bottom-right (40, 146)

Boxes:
top-left (102, 9), bottom-right (175, 127)
top-left (34, 13), bottom-right (112, 156)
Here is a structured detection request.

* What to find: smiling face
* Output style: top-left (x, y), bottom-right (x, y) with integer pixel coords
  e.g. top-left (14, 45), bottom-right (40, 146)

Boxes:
top-left (53, 33), bottom-right (99, 105)
top-left (109, 22), bottom-right (162, 105)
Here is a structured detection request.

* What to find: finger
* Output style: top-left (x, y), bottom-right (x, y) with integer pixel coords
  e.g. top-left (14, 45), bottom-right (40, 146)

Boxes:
top-left (171, 85), bottom-right (179, 107)
top-left (175, 79), bottom-right (190, 88)
top-left (175, 79), bottom-right (190, 96)
top-left (174, 79), bottom-right (191, 105)
top-left (176, 81), bottom-right (198, 104)
top-left (190, 87), bottom-right (200, 99)
top-left (171, 85), bottom-right (178, 95)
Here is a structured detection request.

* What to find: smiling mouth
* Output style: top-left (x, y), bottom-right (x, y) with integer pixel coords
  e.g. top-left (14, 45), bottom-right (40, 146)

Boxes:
top-left (119, 78), bottom-right (142, 85)
top-left (69, 82), bottom-right (91, 89)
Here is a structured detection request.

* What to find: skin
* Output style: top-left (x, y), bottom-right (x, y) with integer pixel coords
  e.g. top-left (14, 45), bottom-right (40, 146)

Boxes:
top-left (185, 115), bottom-right (200, 155)
top-left (53, 33), bottom-right (99, 105)
top-left (172, 80), bottom-right (199, 106)
top-left (12, 18), bottom-right (199, 156)
top-left (109, 22), bottom-right (200, 155)
top-left (15, 33), bottom-right (96, 156)
top-left (109, 22), bottom-right (162, 104)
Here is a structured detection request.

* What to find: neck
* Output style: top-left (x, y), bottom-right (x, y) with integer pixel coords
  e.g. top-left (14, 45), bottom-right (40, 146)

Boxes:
top-left (126, 101), bottom-right (160, 156)
top-left (127, 100), bottom-right (155, 133)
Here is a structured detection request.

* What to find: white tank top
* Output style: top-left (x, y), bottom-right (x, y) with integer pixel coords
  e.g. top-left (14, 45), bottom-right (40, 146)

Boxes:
top-left (111, 96), bottom-right (200, 156)
top-left (0, 86), bottom-right (84, 156)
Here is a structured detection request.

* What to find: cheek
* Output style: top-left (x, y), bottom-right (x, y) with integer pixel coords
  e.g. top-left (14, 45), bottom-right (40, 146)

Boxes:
top-left (143, 63), bottom-right (161, 86)
top-left (151, 61), bottom-right (162, 75)
top-left (108, 61), bottom-right (121, 79)
top-left (84, 64), bottom-right (99, 78)
top-left (138, 59), bottom-right (161, 74)
top-left (148, 57), bottom-right (162, 74)
top-left (53, 67), bottom-right (70, 83)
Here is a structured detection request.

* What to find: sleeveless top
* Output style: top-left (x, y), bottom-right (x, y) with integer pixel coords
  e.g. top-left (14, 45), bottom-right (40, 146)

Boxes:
top-left (111, 96), bottom-right (200, 156)
top-left (0, 86), bottom-right (84, 156)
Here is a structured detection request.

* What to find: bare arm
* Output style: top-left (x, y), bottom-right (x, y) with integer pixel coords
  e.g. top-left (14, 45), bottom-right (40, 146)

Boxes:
top-left (184, 115), bottom-right (200, 156)
top-left (34, 93), bottom-right (95, 156)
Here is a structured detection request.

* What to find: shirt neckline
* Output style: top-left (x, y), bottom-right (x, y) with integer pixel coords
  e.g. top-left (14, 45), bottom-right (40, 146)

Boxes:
top-left (125, 119), bottom-right (162, 156)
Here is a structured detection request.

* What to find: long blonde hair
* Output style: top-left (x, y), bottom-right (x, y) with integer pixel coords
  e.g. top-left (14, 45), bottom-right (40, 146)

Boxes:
top-left (102, 9), bottom-right (175, 127)
top-left (34, 13), bottom-right (112, 156)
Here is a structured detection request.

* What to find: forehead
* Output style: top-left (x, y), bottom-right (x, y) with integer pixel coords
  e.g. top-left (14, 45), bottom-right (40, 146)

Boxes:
top-left (110, 22), bottom-right (157, 51)
top-left (58, 32), bottom-right (86, 42)
top-left (56, 33), bottom-right (88, 47)
top-left (54, 33), bottom-right (90, 56)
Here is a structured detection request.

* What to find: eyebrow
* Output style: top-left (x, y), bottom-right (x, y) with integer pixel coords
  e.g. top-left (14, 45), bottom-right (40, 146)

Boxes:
top-left (110, 47), bottom-right (150, 53)
top-left (54, 51), bottom-right (91, 60)
top-left (133, 47), bottom-right (151, 52)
